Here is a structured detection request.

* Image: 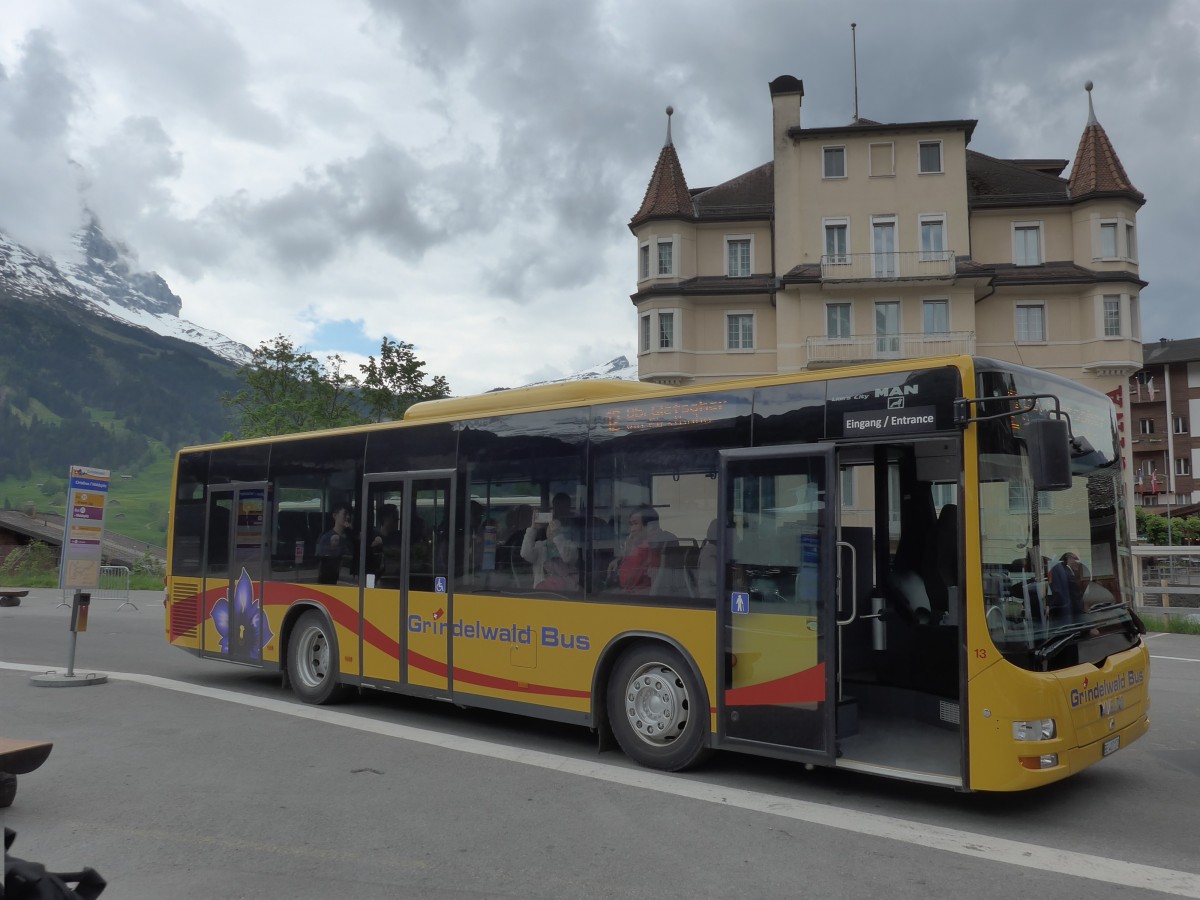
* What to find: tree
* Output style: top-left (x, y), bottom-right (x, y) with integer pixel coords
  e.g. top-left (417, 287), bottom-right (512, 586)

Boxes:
top-left (359, 337), bottom-right (451, 422)
top-left (222, 335), bottom-right (364, 438)
top-left (222, 334), bottom-right (451, 438)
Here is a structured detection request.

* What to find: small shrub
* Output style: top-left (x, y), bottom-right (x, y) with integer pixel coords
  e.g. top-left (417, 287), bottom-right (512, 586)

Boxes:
top-left (0, 542), bottom-right (59, 578)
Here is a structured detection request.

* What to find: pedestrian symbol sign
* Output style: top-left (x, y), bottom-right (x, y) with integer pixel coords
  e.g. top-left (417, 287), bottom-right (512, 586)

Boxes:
top-left (731, 592), bottom-right (749, 615)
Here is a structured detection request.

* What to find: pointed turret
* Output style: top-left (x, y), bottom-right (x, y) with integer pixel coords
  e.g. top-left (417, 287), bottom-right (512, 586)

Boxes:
top-left (630, 106), bottom-right (694, 227)
top-left (1068, 81), bottom-right (1143, 201)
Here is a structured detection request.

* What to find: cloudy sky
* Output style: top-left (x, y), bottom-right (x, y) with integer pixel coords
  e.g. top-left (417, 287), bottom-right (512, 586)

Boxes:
top-left (2, 0), bottom-right (1197, 395)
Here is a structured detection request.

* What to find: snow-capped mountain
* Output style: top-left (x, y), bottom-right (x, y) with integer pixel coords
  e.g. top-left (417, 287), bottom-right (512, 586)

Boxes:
top-left (522, 355), bottom-right (639, 387)
top-left (0, 218), bottom-right (252, 365)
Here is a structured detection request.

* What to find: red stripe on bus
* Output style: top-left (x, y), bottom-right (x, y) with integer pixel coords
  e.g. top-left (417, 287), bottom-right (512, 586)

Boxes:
top-left (451, 667), bottom-right (590, 699)
top-left (725, 663), bottom-right (825, 706)
top-left (258, 582), bottom-right (586, 699)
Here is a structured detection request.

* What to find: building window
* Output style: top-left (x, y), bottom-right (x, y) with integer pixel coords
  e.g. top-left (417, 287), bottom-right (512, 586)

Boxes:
top-left (639, 314), bottom-right (651, 353)
top-left (1126, 223), bottom-right (1137, 261)
top-left (824, 219), bottom-right (849, 264)
top-left (726, 237), bottom-right (751, 278)
top-left (919, 214), bottom-right (946, 261)
top-left (658, 311), bottom-right (675, 349)
top-left (727, 313), bottom-right (754, 350)
top-left (1008, 483), bottom-right (1053, 511)
top-left (827, 303), bottom-right (852, 339)
top-left (872, 217), bottom-right (897, 278)
top-left (1013, 223), bottom-right (1043, 266)
top-left (1099, 222), bottom-right (1118, 259)
top-left (823, 145), bottom-right (846, 178)
top-left (1015, 304), bottom-right (1045, 342)
top-left (656, 240), bottom-right (674, 276)
top-left (639, 243), bottom-right (650, 280)
top-left (1177, 457), bottom-right (1191, 476)
top-left (1139, 419), bottom-right (1154, 435)
top-left (1174, 416), bottom-right (1188, 434)
top-left (919, 141), bottom-right (943, 174)
top-left (840, 467), bottom-right (856, 507)
top-left (923, 299), bottom-right (949, 334)
top-left (869, 142), bottom-right (894, 176)
top-left (1103, 295), bottom-right (1122, 337)
top-left (875, 301), bottom-right (900, 355)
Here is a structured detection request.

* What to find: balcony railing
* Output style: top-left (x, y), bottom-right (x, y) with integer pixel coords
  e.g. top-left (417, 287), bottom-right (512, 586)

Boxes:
top-left (806, 331), bottom-right (976, 367)
top-left (821, 250), bottom-right (956, 282)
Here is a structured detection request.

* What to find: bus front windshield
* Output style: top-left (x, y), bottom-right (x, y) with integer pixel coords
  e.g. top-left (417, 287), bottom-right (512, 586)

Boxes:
top-left (977, 369), bottom-right (1141, 671)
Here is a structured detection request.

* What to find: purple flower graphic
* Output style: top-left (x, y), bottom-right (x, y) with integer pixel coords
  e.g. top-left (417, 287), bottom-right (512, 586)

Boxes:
top-left (211, 568), bottom-right (274, 659)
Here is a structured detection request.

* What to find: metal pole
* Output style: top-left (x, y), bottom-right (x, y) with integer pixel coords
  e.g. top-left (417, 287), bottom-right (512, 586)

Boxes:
top-left (66, 589), bottom-right (81, 677)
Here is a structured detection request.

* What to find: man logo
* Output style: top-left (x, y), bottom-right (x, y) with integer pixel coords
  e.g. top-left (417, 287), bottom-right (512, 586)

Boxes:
top-left (888, 396), bottom-right (905, 409)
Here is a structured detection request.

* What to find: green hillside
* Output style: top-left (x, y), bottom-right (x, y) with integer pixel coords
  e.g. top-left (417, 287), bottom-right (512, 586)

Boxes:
top-left (0, 292), bottom-right (241, 543)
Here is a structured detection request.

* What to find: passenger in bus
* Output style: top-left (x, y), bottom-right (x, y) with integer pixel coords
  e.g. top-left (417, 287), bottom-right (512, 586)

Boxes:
top-left (316, 503), bottom-right (355, 585)
top-left (367, 504), bottom-right (401, 577)
top-left (1048, 551), bottom-right (1086, 619)
top-left (695, 518), bottom-right (721, 597)
top-left (608, 506), bottom-right (672, 592)
top-left (520, 517), bottom-right (577, 591)
top-left (496, 505), bottom-right (534, 585)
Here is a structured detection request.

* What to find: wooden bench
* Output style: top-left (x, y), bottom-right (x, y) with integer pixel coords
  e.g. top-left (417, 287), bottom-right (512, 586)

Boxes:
top-left (0, 588), bottom-right (29, 607)
top-left (0, 738), bottom-right (54, 807)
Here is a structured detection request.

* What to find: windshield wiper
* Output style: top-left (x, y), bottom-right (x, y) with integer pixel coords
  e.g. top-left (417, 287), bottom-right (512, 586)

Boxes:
top-left (1085, 601), bottom-right (1148, 635)
top-left (1035, 626), bottom-right (1094, 668)
top-left (1085, 601), bottom-right (1126, 614)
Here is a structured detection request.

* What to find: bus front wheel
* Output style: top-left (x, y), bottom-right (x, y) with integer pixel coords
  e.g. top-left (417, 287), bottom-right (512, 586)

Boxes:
top-left (607, 643), bottom-right (710, 771)
top-left (287, 610), bottom-right (344, 705)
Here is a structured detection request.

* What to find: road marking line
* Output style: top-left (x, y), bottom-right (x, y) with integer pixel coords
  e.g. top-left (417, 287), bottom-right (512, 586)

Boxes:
top-left (4, 661), bottom-right (1200, 897)
top-left (1151, 655), bottom-right (1200, 662)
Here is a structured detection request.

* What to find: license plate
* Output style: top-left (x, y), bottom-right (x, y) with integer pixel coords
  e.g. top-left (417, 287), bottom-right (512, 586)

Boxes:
top-left (1103, 736), bottom-right (1120, 756)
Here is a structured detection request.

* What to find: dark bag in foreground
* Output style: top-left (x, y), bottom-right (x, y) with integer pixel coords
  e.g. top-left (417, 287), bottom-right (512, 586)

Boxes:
top-left (3, 829), bottom-right (106, 899)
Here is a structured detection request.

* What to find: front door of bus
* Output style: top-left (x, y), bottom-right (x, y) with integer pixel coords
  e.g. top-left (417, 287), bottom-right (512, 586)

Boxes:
top-left (202, 482), bottom-right (269, 665)
top-left (718, 446), bottom-right (837, 762)
top-left (360, 472), bottom-right (454, 694)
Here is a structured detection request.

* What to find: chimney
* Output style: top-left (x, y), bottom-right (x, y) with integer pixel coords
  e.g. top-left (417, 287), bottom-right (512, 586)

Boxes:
top-left (769, 75), bottom-right (804, 150)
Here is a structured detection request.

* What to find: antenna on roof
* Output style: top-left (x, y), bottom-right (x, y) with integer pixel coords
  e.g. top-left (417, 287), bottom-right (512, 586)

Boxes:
top-left (851, 23), bottom-right (859, 122)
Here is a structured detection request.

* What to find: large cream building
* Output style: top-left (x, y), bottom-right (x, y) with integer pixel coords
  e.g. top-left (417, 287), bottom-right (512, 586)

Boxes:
top-left (630, 75), bottom-right (1145, 401)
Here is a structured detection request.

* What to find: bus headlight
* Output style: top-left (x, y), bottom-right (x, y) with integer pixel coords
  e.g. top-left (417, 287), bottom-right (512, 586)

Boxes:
top-left (1018, 753), bottom-right (1059, 770)
top-left (1012, 719), bottom-right (1056, 741)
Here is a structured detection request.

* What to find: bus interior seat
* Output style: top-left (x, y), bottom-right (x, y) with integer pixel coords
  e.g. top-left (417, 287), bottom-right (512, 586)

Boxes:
top-left (651, 545), bottom-right (696, 598)
top-left (886, 487), bottom-right (939, 624)
top-left (934, 502), bottom-right (959, 616)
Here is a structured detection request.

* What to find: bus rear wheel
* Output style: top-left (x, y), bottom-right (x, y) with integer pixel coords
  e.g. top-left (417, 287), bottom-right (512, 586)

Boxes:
top-left (607, 643), bottom-right (710, 771)
top-left (288, 610), bottom-right (344, 705)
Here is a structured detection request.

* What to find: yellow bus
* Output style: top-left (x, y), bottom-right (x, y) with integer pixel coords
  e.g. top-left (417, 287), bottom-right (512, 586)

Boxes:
top-left (164, 355), bottom-right (1149, 791)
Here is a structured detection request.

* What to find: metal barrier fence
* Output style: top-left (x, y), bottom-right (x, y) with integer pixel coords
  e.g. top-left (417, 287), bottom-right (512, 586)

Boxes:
top-left (59, 567), bottom-right (136, 611)
top-left (97, 565), bottom-right (135, 611)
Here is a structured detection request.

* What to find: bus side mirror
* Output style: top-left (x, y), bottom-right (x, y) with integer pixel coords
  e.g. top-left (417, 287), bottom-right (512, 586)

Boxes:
top-left (1025, 418), bottom-right (1072, 491)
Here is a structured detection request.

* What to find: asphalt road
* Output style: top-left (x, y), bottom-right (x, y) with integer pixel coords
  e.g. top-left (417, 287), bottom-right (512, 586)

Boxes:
top-left (2, 590), bottom-right (1199, 900)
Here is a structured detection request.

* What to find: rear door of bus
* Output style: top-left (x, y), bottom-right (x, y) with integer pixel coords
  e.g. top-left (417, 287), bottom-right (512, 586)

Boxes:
top-left (717, 445), bottom-right (838, 763)
top-left (360, 471), bottom-right (454, 695)
top-left (201, 482), bottom-right (269, 665)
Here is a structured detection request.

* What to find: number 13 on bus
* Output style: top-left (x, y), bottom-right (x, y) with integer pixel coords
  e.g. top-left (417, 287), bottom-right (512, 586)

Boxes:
top-left (165, 355), bottom-right (1148, 791)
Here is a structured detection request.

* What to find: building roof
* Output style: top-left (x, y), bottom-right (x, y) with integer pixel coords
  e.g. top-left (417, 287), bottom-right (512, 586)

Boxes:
top-left (630, 110), bottom-right (694, 228)
top-left (967, 150), bottom-right (1070, 207)
top-left (1141, 337), bottom-right (1200, 366)
top-left (1068, 85), bottom-right (1143, 203)
top-left (630, 274), bottom-right (776, 303)
top-left (691, 162), bottom-right (774, 218)
top-left (786, 117), bottom-right (977, 143)
top-left (989, 261), bottom-right (1147, 289)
